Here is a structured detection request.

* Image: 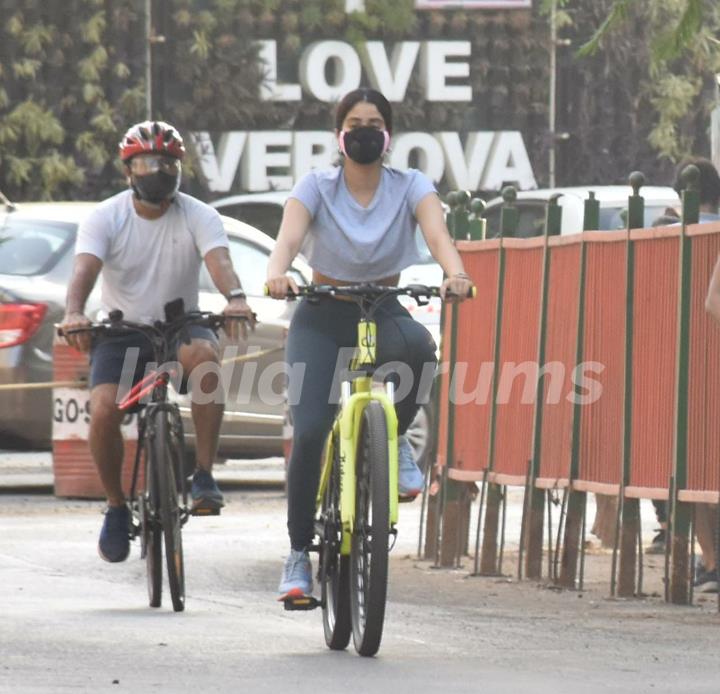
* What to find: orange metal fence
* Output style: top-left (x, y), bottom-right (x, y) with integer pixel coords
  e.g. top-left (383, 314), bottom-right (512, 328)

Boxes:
top-left (537, 238), bottom-right (581, 485)
top-left (491, 242), bottom-right (543, 483)
top-left (577, 234), bottom-right (627, 492)
top-left (626, 229), bottom-right (678, 498)
top-left (437, 224), bottom-right (720, 499)
top-left (445, 243), bottom-right (500, 476)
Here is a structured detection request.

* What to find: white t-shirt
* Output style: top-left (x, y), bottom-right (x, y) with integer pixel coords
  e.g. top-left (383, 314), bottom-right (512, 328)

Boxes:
top-left (75, 190), bottom-right (228, 323)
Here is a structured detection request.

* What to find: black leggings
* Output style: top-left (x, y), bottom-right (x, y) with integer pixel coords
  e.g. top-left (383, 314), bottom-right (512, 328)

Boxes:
top-left (285, 297), bottom-right (437, 550)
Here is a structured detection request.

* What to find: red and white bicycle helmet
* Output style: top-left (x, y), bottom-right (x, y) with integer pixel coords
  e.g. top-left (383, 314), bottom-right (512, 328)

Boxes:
top-left (119, 120), bottom-right (185, 163)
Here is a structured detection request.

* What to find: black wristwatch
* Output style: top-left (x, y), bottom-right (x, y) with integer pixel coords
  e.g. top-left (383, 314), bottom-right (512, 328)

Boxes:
top-left (227, 288), bottom-right (246, 301)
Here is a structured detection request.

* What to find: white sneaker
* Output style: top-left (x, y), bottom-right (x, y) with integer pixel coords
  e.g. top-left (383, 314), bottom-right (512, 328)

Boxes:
top-left (398, 435), bottom-right (424, 498)
top-left (278, 549), bottom-right (313, 597)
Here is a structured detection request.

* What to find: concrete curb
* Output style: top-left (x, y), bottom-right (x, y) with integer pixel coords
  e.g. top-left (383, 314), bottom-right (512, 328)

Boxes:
top-left (0, 452), bottom-right (286, 494)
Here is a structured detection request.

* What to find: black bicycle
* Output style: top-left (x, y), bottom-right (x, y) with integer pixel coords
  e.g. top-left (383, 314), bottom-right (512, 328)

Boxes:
top-left (60, 299), bottom-right (246, 612)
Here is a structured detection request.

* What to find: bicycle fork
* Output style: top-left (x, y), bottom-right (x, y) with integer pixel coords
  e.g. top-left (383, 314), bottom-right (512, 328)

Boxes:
top-left (334, 317), bottom-right (400, 554)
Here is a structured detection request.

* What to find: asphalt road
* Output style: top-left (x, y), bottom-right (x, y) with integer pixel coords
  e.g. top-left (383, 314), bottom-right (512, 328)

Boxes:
top-left (2, 484), bottom-right (720, 693)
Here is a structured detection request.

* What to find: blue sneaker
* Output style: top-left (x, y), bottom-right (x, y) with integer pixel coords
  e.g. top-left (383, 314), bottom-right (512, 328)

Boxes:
top-left (191, 468), bottom-right (224, 513)
top-left (398, 435), bottom-right (424, 499)
top-left (278, 549), bottom-right (313, 598)
top-left (98, 504), bottom-right (131, 563)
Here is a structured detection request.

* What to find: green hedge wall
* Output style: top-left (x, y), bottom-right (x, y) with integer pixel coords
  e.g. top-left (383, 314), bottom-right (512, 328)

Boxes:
top-left (0, 0), bottom-right (713, 202)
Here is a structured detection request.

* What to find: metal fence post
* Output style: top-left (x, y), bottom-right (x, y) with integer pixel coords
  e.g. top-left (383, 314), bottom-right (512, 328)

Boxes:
top-left (558, 206), bottom-right (589, 588)
top-left (436, 190), bottom-right (471, 567)
top-left (583, 191), bottom-right (600, 231)
top-left (617, 172), bottom-right (643, 597)
top-left (627, 171), bottom-right (645, 229)
top-left (478, 189), bottom-right (514, 575)
top-left (423, 192), bottom-right (457, 560)
top-left (499, 185), bottom-right (519, 238)
top-left (668, 165), bottom-right (699, 604)
top-left (524, 195), bottom-right (557, 579)
top-left (468, 198), bottom-right (486, 241)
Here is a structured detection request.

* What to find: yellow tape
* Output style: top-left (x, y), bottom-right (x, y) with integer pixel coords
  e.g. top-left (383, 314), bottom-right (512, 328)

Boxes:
top-left (0, 346), bottom-right (284, 392)
top-left (220, 346), bottom-right (283, 366)
top-left (0, 380), bottom-right (86, 392)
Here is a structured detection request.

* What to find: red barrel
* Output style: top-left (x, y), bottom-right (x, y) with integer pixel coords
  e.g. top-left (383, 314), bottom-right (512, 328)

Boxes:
top-left (52, 337), bottom-right (143, 498)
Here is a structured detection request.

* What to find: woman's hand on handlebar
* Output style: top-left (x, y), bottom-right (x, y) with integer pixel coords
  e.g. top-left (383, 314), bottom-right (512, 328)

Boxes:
top-left (59, 311), bottom-right (93, 352)
top-left (266, 274), bottom-right (300, 299)
top-left (440, 273), bottom-right (474, 302)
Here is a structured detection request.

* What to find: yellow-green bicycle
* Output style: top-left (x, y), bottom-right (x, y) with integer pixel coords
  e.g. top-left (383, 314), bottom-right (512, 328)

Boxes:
top-left (277, 283), bottom-right (470, 657)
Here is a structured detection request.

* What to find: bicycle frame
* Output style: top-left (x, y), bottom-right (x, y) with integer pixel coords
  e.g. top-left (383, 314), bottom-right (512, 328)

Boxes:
top-left (126, 369), bottom-right (189, 522)
top-left (316, 316), bottom-right (399, 555)
top-left (58, 303), bottom-right (243, 611)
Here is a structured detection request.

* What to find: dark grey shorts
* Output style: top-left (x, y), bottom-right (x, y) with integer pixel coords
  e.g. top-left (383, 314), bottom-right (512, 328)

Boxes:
top-left (89, 325), bottom-right (217, 390)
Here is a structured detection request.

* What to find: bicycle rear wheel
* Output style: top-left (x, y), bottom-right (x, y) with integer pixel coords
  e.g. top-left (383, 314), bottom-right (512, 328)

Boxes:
top-left (320, 431), bottom-right (351, 650)
top-left (350, 401), bottom-right (389, 657)
top-left (142, 454), bottom-right (162, 608)
top-left (153, 413), bottom-right (185, 612)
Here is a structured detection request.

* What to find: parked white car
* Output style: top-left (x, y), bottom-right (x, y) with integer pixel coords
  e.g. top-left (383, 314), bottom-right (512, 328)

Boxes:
top-left (481, 185), bottom-right (681, 238)
top-left (210, 191), bottom-right (290, 240)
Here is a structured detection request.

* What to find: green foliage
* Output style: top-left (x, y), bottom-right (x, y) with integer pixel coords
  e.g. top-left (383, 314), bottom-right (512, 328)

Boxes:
top-left (576, 0), bottom-right (633, 58)
top-left (538, 0), bottom-right (572, 30)
top-left (3, 0), bottom-right (708, 199)
top-left (21, 24), bottom-right (53, 55)
top-left (0, 0), bottom-right (553, 198)
top-left (366, 0), bottom-right (417, 37)
top-left (576, 0), bottom-right (720, 162)
top-left (80, 12), bottom-right (107, 44)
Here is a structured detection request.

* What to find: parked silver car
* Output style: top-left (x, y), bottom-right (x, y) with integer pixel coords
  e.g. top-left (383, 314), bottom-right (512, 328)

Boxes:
top-left (0, 202), bottom-right (309, 458)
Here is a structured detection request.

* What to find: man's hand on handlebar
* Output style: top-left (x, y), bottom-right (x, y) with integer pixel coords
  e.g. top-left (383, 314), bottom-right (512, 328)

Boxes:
top-left (59, 311), bottom-right (92, 353)
top-left (266, 274), bottom-right (300, 300)
top-left (224, 297), bottom-right (256, 342)
top-left (441, 273), bottom-right (474, 302)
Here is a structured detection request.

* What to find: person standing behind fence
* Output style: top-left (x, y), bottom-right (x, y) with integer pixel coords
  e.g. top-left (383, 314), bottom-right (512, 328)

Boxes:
top-left (675, 156), bottom-right (720, 223)
top-left (695, 156), bottom-right (720, 592)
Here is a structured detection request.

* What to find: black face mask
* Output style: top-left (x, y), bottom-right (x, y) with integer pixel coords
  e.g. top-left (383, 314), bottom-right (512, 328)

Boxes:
top-left (340, 127), bottom-right (388, 165)
top-left (131, 171), bottom-right (180, 204)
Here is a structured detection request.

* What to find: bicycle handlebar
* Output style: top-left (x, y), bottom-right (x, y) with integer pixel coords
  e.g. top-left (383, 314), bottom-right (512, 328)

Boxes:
top-left (56, 309), bottom-right (250, 340)
top-left (264, 283), bottom-right (476, 302)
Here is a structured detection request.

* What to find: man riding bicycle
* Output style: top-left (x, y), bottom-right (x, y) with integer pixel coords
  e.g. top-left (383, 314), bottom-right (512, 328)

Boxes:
top-left (60, 121), bottom-right (255, 563)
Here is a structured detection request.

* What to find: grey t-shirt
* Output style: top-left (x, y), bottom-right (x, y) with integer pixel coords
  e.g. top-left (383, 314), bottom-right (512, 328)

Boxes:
top-left (75, 190), bottom-right (228, 323)
top-left (289, 166), bottom-right (437, 281)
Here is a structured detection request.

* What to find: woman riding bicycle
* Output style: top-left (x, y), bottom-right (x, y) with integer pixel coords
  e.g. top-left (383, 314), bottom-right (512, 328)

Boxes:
top-left (266, 88), bottom-right (473, 598)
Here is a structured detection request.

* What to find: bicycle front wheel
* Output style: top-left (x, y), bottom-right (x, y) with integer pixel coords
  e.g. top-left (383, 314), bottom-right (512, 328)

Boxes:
top-left (153, 413), bottom-right (185, 612)
top-left (350, 401), bottom-right (390, 657)
top-left (320, 431), bottom-right (351, 650)
top-left (142, 456), bottom-right (162, 608)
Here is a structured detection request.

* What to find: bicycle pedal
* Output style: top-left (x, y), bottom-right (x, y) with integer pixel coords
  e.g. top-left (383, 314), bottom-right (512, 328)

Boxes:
top-left (281, 595), bottom-right (320, 611)
top-left (190, 506), bottom-right (221, 517)
top-left (398, 493), bottom-right (420, 504)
